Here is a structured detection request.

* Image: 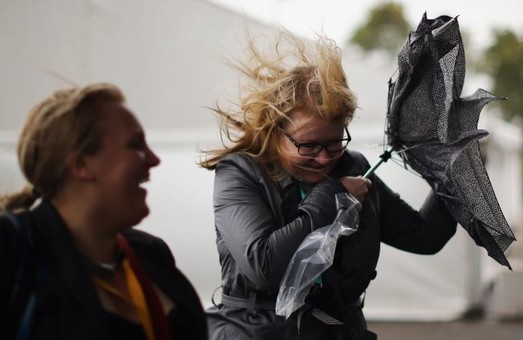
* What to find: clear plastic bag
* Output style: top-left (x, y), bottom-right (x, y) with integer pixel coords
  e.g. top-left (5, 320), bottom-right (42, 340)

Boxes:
top-left (275, 192), bottom-right (361, 319)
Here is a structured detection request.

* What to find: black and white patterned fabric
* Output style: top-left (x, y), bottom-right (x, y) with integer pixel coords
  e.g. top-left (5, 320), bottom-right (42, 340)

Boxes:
top-left (385, 13), bottom-right (516, 269)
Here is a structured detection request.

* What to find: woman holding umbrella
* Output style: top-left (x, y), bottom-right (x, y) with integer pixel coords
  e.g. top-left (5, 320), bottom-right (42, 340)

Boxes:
top-left (200, 29), bottom-right (457, 340)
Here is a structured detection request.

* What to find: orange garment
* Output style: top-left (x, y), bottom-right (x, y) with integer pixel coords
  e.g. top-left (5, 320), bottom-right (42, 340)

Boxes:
top-left (93, 258), bottom-right (155, 340)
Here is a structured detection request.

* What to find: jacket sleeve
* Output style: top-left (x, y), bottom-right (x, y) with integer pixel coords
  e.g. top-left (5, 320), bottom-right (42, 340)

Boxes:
top-left (0, 215), bottom-right (17, 336)
top-left (376, 175), bottom-right (457, 254)
top-left (214, 156), bottom-right (322, 290)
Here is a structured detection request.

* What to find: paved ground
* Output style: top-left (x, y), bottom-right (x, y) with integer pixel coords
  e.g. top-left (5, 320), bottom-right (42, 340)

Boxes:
top-left (367, 320), bottom-right (523, 340)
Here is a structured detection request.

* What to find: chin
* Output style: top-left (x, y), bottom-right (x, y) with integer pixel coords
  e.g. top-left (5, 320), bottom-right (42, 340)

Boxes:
top-left (127, 204), bottom-right (150, 227)
top-left (138, 204), bottom-right (150, 220)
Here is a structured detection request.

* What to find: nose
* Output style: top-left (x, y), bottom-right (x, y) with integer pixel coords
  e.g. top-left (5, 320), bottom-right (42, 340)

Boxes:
top-left (146, 147), bottom-right (161, 168)
top-left (314, 148), bottom-right (333, 164)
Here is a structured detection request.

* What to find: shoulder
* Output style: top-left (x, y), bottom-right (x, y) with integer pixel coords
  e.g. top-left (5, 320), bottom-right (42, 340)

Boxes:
top-left (0, 212), bottom-right (15, 234)
top-left (122, 228), bottom-right (169, 252)
top-left (334, 150), bottom-right (371, 177)
top-left (121, 228), bottom-right (173, 263)
top-left (0, 209), bottom-right (32, 228)
top-left (0, 212), bottom-right (18, 268)
top-left (0, 210), bottom-right (34, 249)
top-left (122, 227), bottom-right (163, 247)
top-left (218, 153), bottom-right (260, 172)
top-left (345, 149), bottom-right (370, 166)
top-left (215, 153), bottom-right (265, 182)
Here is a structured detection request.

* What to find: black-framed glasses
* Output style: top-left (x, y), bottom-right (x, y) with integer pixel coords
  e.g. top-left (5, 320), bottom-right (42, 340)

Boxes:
top-left (279, 126), bottom-right (351, 157)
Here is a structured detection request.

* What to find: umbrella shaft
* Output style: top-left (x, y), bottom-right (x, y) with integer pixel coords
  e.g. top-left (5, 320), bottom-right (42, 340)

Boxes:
top-left (363, 150), bottom-right (392, 178)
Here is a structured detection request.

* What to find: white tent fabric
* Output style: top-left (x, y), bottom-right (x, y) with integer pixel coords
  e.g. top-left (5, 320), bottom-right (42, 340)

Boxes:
top-left (1, 0), bottom-right (520, 321)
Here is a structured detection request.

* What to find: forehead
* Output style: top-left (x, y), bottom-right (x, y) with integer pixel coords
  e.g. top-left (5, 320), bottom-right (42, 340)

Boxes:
top-left (98, 102), bottom-right (142, 132)
top-left (286, 110), bottom-right (345, 137)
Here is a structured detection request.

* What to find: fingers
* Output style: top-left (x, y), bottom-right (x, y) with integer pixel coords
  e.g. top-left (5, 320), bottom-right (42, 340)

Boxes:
top-left (338, 176), bottom-right (372, 203)
top-left (360, 176), bottom-right (373, 189)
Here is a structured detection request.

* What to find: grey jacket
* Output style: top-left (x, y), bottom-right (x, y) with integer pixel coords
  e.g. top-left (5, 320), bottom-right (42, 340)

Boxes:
top-left (207, 151), bottom-right (456, 339)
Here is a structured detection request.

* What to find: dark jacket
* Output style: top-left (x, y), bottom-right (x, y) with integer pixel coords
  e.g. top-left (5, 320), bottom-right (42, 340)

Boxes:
top-left (207, 151), bottom-right (456, 339)
top-left (0, 199), bottom-right (207, 340)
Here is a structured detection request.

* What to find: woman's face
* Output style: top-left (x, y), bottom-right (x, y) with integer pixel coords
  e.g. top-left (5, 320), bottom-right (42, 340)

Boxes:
top-left (83, 101), bottom-right (161, 229)
top-left (278, 110), bottom-right (346, 185)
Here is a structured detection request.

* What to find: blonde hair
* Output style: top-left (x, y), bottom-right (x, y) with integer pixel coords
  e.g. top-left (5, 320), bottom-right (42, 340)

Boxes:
top-left (199, 29), bottom-right (357, 180)
top-left (0, 83), bottom-right (124, 211)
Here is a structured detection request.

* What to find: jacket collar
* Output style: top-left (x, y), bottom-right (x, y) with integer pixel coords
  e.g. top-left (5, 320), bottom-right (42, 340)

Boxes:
top-left (29, 199), bottom-right (205, 336)
top-left (30, 198), bottom-right (108, 336)
top-left (122, 228), bottom-right (204, 316)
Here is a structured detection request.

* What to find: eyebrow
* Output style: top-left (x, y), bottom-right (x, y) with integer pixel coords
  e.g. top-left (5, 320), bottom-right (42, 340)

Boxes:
top-left (292, 130), bottom-right (348, 144)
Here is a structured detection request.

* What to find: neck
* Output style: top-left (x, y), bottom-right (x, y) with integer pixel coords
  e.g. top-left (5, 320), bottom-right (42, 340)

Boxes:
top-left (51, 194), bottom-right (118, 263)
top-left (73, 228), bottom-right (119, 264)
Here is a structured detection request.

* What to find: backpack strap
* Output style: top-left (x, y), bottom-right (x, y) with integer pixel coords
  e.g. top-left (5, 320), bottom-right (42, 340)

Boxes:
top-left (4, 212), bottom-right (39, 340)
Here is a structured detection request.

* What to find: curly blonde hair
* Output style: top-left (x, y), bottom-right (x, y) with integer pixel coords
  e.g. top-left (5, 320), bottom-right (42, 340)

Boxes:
top-left (199, 29), bottom-right (357, 180)
top-left (0, 83), bottom-right (124, 211)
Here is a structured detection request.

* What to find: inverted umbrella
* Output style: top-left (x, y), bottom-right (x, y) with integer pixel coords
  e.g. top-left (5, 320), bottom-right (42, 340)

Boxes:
top-left (364, 13), bottom-right (516, 269)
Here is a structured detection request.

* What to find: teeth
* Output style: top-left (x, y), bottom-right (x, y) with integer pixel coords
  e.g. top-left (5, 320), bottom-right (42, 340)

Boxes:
top-left (139, 178), bottom-right (150, 188)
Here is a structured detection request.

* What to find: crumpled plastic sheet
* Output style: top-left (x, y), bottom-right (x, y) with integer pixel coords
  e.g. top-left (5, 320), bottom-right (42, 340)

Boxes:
top-left (275, 192), bottom-right (361, 319)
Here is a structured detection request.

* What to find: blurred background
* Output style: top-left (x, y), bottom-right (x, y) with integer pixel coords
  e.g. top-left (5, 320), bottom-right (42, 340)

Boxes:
top-left (1, 0), bottom-right (522, 338)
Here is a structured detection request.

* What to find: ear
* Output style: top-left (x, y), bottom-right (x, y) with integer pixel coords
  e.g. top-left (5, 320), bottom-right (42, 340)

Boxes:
top-left (66, 153), bottom-right (94, 181)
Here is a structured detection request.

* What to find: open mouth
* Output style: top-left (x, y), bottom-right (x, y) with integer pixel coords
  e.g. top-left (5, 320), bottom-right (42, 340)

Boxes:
top-left (138, 175), bottom-right (150, 189)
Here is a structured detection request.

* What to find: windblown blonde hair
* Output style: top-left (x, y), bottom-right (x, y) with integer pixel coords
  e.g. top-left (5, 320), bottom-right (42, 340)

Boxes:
top-left (0, 83), bottom-right (124, 211)
top-left (199, 29), bottom-right (357, 180)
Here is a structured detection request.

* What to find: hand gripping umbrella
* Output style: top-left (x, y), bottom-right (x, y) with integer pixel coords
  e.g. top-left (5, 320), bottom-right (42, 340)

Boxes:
top-left (364, 13), bottom-right (516, 269)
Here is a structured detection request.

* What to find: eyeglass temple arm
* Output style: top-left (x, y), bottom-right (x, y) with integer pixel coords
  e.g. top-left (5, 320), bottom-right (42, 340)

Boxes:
top-left (363, 149), bottom-right (392, 178)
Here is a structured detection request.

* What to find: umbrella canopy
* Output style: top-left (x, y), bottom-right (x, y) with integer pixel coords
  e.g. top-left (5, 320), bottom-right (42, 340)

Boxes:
top-left (365, 13), bottom-right (516, 269)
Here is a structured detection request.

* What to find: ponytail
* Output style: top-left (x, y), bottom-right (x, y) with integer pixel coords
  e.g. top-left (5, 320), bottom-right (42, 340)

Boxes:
top-left (0, 184), bottom-right (39, 212)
